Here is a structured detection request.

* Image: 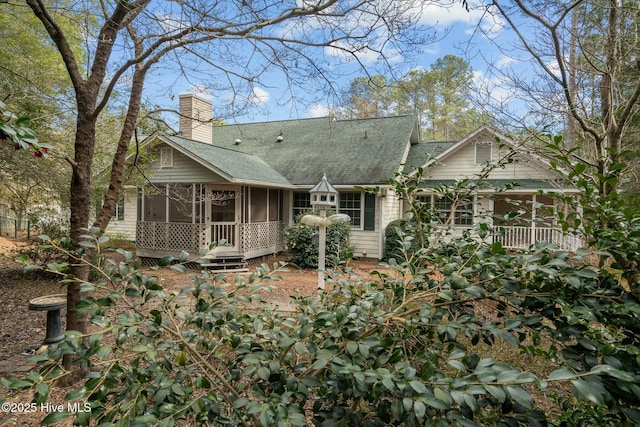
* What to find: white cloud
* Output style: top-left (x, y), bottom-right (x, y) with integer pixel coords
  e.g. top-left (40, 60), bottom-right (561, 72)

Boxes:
top-left (496, 56), bottom-right (515, 69)
top-left (184, 85), bottom-right (212, 99)
top-left (418, 1), bottom-right (486, 27)
top-left (251, 87), bottom-right (270, 105)
top-left (472, 69), bottom-right (516, 105)
top-left (324, 41), bottom-right (402, 65)
top-left (307, 104), bottom-right (331, 118)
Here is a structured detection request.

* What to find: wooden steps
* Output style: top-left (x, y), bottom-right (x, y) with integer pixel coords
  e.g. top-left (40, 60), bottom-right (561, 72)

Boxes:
top-left (197, 253), bottom-right (248, 273)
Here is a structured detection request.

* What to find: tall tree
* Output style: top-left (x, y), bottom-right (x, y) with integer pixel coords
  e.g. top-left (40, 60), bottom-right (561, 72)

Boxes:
top-left (17, 0), bottom-right (438, 370)
top-left (0, 4), bottom-right (77, 217)
top-left (343, 75), bottom-right (393, 119)
top-left (430, 55), bottom-right (477, 139)
top-left (343, 56), bottom-right (487, 140)
top-left (488, 0), bottom-right (640, 195)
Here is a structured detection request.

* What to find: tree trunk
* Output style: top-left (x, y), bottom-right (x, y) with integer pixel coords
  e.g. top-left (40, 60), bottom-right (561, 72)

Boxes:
top-left (565, 6), bottom-right (578, 150)
top-left (62, 106), bottom-right (97, 376)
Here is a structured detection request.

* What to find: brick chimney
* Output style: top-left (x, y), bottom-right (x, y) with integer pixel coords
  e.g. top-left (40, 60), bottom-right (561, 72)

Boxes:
top-left (179, 93), bottom-right (212, 144)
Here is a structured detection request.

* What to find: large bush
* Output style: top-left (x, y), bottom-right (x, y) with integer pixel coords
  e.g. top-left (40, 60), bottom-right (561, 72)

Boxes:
top-left (4, 146), bottom-right (640, 425)
top-left (4, 223), bottom-right (640, 426)
top-left (283, 211), bottom-right (353, 269)
top-left (383, 218), bottom-right (420, 262)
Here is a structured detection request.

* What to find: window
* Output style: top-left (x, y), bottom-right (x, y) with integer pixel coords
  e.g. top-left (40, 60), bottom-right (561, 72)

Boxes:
top-left (435, 196), bottom-right (474, 226)
top-left (269, 189), bottom-right (282, 221)
top-left (293, 192), bottom-right (311, 219)
top-left (250, 187), bottom-right (268, 222)
top-left (113, 194), bottom-right (125, 221)
top-left (140, 184), bottom-right (204, 223)
top-left (475, 141), bottom-right (492, 164)
top-left (143, 189), bottom-right (167, 222)
top-left (417, 194), bottom-right (474, 226)
top-left (339, 192), bottom-right (362, 228)
top-left (160, 147), bottom-right (173, 168)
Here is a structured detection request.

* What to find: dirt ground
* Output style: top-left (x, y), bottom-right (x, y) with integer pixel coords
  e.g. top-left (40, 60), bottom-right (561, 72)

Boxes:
top-left (0, 235), bottom-right (389, 368)
top-left (0, 236), bottom-right (392, 426)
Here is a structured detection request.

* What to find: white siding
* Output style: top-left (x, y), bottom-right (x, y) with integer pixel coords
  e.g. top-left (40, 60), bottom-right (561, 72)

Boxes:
top-left (105, 187), bottom-right (137, 241)
top-left (381, 188), bottom-right (403, 226)
top-left (351, 188), bottom-right (402, 260)
top-left (351, 189), bottom-right (404, 260)
top-left (150, 145), bottom-right (227, 183)
top-left (431, 136), bottom-right (557, 181)
top-left (351, 230), bottom-right (379, 259)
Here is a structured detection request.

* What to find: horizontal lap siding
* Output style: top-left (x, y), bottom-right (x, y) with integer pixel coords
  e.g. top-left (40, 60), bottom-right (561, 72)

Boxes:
top-left (105, 187), bottom-right (137, 241)
top-left (151, 145), bottom-right (226, 183)
top-left (351, 191), bottom-right (402, 260)
top-left (351, 230), bottom-right (379, 259)
top-left (430, 139), bottom-right (556, 181)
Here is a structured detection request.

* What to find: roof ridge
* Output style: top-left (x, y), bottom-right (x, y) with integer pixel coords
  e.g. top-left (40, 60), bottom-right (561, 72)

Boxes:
top-left (214, 114), bottom-right (417, 128)
top-left (165, 132), bottom-right (257, 156)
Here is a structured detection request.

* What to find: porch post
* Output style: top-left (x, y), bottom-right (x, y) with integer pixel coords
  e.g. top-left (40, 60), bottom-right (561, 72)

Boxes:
top-left (531, 193), bottom-right (537, 245)
top-left (192, 183), bottom-right (196, 223)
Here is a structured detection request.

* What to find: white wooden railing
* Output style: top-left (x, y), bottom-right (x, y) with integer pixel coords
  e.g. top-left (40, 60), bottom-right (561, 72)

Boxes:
top-left (136, 221), bottom-right (284, 256)
top-left (493, 226), bottom-right (583, 252)
top-left (136, 221), bottom-right (207, 252)
top-left (211, 222), bottom-right (237, 247)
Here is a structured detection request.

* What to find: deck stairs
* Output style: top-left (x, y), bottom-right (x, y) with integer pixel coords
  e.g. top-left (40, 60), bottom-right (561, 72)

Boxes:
top-left (197, 246), bottom-right (248, 273)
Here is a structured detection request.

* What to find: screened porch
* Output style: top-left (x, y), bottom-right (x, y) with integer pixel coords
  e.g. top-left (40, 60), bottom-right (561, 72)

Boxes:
top-left (135, 183), bottom-right (285, 259)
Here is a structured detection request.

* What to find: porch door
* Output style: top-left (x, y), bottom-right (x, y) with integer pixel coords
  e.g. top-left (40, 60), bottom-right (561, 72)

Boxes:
top-left (207, 187), bottom-right (240, 250)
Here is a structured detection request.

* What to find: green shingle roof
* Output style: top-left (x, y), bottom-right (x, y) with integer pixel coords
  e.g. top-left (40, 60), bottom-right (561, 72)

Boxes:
top-left (165, 135), bottom-right (292, 186)
top-left (167, 115), bottom-right (419, 186)
top-left (420, 179), bottom-right (570, 190)
top-left (405, 141), bottom-right (457, 168)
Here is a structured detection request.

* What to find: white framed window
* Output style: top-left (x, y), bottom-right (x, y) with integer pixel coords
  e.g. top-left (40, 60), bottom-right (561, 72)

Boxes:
top-left (475, 141), bottom-right (492, 164)
top-left (113, 195), bottom-right (125, 221)
top-left (417, 194), bottom-right (474, 227)
top-left (435, 196), bottom-right (474, 226)
top-left (292, 192), bottom-right (312, 219)
top-left (339, 192), bottom-right (362, 228)
top-left (160, 146), bottom-right (173, 168)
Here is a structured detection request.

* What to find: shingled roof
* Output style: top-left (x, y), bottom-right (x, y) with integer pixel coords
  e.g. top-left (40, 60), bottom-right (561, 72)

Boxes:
top-left (163, 134), bottom-right (292, 186)
top-left (163, 115), bottom-right (420, 186)
top-left (404, 140), bottom-right (457, 169)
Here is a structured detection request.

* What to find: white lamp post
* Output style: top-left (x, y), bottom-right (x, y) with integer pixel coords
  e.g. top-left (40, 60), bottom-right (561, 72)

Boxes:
top-left (301, 174), bottom-right (350, 290)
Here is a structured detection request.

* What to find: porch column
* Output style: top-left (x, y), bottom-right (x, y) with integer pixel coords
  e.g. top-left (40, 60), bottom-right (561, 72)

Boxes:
top-left (531, 193), bottom-right (537, 245)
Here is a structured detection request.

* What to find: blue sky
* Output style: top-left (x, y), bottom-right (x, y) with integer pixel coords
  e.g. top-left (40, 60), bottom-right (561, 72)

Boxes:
top-left (142, 1), bottom-right (517, 126)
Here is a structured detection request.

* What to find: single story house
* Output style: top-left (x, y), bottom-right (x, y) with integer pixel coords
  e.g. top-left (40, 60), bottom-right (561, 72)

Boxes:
top-left (106, 94), bottom-right (580, 263)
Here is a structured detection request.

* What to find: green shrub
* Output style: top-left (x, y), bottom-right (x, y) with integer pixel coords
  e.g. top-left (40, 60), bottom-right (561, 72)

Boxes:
top-left (6, 220), bottom-right (640, 426)
top-left (28, 206), bottom-right (68, 240)
top-left (5, 144), bottom-right (640, 426)
top-left (383, 218), bottom-right (420, 261)
top-left (283, 211), bottom-right (353, 269)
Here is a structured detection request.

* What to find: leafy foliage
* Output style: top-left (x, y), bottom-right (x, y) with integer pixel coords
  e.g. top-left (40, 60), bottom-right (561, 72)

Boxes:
top-left (0, 101), bottom-right (49, 155)
top-left (546, 134), bottom-right (640, 292)
top-left (283, 211), bottom-right (353, 269)
top-left (4, 149), bottom-right (640, 425)
top-left (341, 56), bottom-right (491, 140)
top-left (383, 218), bottom-right (420, 261)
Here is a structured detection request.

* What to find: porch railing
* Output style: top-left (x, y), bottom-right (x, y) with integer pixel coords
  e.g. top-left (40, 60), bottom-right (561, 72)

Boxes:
top-left (493, 226), bottom-right (583, 252)
top-left (136, 221), bottom-right (207, 253)
top-left (136, 221), bottom-right (283, 256)
top-left (211, 222), bottom-right (237, 247)
top-left (241, 221), bottom-right (283, 254)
